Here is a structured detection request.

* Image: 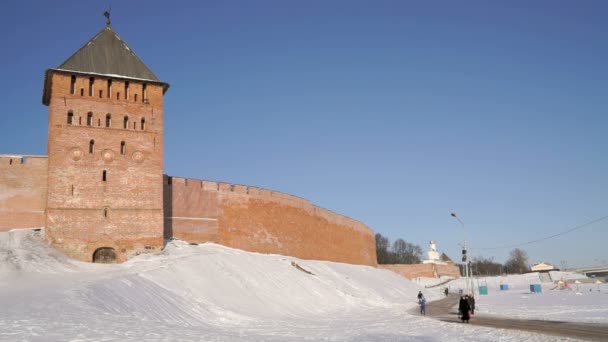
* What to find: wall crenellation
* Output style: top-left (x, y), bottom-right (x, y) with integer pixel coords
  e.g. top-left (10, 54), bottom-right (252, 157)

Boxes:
top-left (164, 175), bottom-right (372, 235)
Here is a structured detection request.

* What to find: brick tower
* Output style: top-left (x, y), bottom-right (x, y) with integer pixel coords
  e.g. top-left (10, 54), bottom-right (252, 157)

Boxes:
top-left (42, 22), bottom-right (169, 262)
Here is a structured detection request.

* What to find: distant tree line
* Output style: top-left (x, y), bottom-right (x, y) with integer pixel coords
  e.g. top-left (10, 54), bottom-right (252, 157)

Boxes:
top-left (464, 248), bottom-right (531, 275)
top-left (375, 233), bottom-right (423, 264)
top-left (376, 232), bottom-right (532, 274)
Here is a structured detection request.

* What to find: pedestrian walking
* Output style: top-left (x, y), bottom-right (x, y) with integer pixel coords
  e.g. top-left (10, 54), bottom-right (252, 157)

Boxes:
top-left (458, 295), bottom-right (471, 323)
top-left (419, 295), bottom-right (426, 316)
top-left (444, 287), bottom-right (449, 297)
top-left (468, 294), bottom-right (476, 315)
top-left (417, 291), bottom-right (423, 301)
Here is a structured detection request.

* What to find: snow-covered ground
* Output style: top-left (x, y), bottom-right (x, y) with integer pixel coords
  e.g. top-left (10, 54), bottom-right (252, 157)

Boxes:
top-left (438, 271), bottom-right (608, 324)
top-left (1, 229), bottom-right (606, 341)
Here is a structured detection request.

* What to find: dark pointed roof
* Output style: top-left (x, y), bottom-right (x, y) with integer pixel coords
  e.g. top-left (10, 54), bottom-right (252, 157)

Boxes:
top-left (43, 25), bottom-right (169, 105)
top-left (58, 25), bottom-right (160, 81)
top-left (440, 252), bottom-right (454, 263)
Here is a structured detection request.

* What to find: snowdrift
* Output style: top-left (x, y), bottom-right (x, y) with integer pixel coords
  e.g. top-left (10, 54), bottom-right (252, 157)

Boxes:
top-left (3, 229), bottom-right (603, 341)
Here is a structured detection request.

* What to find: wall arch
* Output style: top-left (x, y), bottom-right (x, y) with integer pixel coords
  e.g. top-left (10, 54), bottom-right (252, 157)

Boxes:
top-left (92, 247), bottom-right (117, 263)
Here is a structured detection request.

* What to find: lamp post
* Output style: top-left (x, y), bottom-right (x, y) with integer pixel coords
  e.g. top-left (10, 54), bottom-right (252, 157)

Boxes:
top-left (451, 212), bottom-right (471, 295)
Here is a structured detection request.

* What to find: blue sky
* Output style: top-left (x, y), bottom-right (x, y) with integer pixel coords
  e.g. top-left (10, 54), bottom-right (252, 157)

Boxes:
top-left (1, 1), bottom-right (606, 268)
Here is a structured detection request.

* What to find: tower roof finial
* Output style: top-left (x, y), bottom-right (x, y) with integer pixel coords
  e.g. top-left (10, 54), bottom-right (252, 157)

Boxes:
top-left (103, 6), bottom-right (111, 26)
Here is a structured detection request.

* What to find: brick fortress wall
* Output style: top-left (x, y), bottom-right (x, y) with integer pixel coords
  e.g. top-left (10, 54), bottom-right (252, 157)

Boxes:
top-left (378, 263), bottom-right (461, 279)
top-left (164, 176), bottom-right (377, 266)
top-left (0, 155), bottom-right (48, 231)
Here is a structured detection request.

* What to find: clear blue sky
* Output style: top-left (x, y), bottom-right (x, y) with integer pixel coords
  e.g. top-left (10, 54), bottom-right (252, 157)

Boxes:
top-left (1, 1), bottom-right (606, 268)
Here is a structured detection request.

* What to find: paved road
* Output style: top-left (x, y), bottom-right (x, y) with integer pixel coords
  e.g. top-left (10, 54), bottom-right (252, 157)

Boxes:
top-left (415, 294), bottom-right (608, 341)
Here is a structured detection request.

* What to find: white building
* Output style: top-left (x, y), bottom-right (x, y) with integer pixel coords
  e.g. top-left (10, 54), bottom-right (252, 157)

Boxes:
top-left (422, 240), bottom-right (448, 265)
top-left (531, 262), bottom-right (555, 272)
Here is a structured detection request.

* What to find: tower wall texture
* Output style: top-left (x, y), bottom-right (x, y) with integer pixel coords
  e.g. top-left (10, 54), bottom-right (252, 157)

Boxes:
top-left (0, 155), bottom-right (48, 231)
top-left (164, 177), bottom-right (378, 266)
top-left (44, 72), bottom-right (165, 262)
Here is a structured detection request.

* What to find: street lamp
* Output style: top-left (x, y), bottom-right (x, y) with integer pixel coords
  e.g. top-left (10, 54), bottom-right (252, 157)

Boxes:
top-left (451, 212), bottom-right (472, 295)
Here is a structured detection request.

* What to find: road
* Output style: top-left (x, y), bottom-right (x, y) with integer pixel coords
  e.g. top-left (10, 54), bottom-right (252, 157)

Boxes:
top-left (416, 294), bottom-right (608, 341)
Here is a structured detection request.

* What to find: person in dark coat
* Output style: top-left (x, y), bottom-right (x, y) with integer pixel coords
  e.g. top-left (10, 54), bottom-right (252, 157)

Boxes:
top-left (444, 288), bottom-right (449, 297)
top-left (417, 291), bottom-right (423, 301)
top-left (459, 295), bottom-right (471, 323)
top-left (468, 294), bottom-right (476, 315)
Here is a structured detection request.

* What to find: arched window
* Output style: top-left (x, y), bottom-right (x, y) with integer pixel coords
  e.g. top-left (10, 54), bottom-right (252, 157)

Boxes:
top-left (67, 111), bottom-right (74, 125)
top-left (125, 81), bottom-right (130, 100)
top-left (141, 118), bottom-right (146, 130)
top-left (89, 77), bottom-right (94, 96)
top-left (107, 79), bottom-right (112, 98)
top-left (102, 170), bottom-right (107, 182)
top-left (103, 207), bottom-right (109, 218)
top-left (70, 75), bottom-right (76, 94)
top-left (120, 141), bottom-right (125, 155)
top-left (142, 83), bottom-right (147, 102)
top-left (123, 115), bottom-right (129, 129)
top-left (105, 114), bottom-right (111, 128)
top-left (87, 112), bottom-right (93, 126)
top-left (89, 140), bottom-right (95, 154)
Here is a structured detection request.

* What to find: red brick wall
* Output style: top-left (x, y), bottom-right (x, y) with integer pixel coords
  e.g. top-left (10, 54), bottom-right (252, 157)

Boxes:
top-left (164, 177), bottom-right (377, 266)
top-left (44, 72), bottom-right (165, 262)
top-left (378, 263), bottom-right (461, 279)
top-left (0, 155), bottom-right (48, 231)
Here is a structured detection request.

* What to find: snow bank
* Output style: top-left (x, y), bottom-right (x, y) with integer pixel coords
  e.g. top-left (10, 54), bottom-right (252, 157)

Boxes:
top-left (0, 231), bottom-right (599, 341)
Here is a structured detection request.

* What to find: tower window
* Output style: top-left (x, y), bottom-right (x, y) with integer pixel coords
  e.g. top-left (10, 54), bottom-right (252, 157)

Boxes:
top-left (142, 83), bottom-right (147, 102)
top-left (89, 140), bottom-right (95, 154)
top-left (79, 116), bottom-right (82, 125)
top-left (123, 115), bottom-right (129, 129)
top-left (120, 141), bottom-right (125, 155)
top-left (125, 81), bottom-right (129, 100)
top-left (21, 157), bottom-right (27, 164)
top-left (80, 88), bottom-right (84, 96)
top-left (70, 75), bottom-right (76, 94)
top-left (99, 90), bottom-right (103, 98)
top-left (102, 170), bottom-right (107, 182)
top-left (141, 118), bottom-right (146, 130)
top-left (117, 92), bottom-right (120, 100)
top-left (89, 77), bottom-right (94, 96)
top-left (107, 79), bottom-right (112, 98)
top-left (105, 114), bottom-right (111, 128)
top-left (103, 207), bottom-right (108, 218)
top-left (87, 112), bottom-right (93, 126)
top-left (133, 121), bottom-right (137, 130)
top-left (134, 94), bottom-right (138, 102)
top-left (67, 111), bottom-right (74, 125)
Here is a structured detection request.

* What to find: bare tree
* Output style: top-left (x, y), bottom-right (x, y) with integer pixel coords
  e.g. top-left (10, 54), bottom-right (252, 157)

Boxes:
top-left (375, 234), bottom-right (423, 264)
top-left (505, 248), bottom-right (529, 274)
top-left (469, 256), bottom-right (504, 276)
top-left (392, 239), bottom-right (423, 264)
top-left (375, 233), bottom-right (391, 264)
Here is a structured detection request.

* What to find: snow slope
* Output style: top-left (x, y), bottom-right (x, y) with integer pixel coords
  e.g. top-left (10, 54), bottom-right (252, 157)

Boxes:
top-left (0, 229), bottom-right (599, 341)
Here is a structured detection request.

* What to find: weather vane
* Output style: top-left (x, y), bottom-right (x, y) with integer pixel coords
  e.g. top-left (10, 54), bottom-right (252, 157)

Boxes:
top-left (103, 6), bottom-right (111, 26)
